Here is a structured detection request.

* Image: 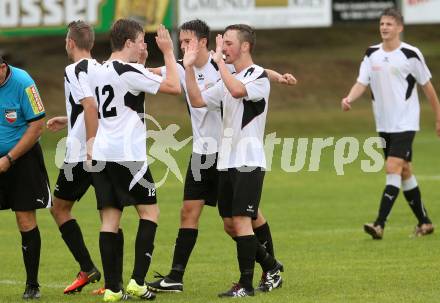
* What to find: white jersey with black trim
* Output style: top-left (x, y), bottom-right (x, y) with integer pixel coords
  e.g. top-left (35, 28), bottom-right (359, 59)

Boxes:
top-left (161, 55), bottom-right (235, 154)
top-left (64, 58), bottom-right (100, 163)
top-left (357, 42), bottom-right (432, 132)
top-left (91, 59), bottom-right (162, 162)
top-left (201, 64), bottom-right (270, 169)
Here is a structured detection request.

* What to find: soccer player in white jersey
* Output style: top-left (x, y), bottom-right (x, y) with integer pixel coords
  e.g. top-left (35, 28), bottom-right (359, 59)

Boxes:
top-left (89, 19), bottom-right (180, 302)
top-left (342, 8), bottom-right (440, 239)
top-left (184, 24), bottom-right (283, 297)
top-left (147, 19), bottom-right (294, 294)
top-left (46, 20), bottom-right (101, 294)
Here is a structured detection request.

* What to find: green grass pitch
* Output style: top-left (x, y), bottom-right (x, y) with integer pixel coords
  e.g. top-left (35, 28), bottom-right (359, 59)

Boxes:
top-left (1, 104), bottom-right (440, 302)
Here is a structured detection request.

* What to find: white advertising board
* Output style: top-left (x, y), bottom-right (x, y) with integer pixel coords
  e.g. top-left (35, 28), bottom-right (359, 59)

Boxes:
top-left (179, 0), bottom-right (332, 30)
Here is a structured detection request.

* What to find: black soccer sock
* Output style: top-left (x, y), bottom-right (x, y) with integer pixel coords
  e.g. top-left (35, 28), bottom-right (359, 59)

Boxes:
top-left (235, 235), bottom-right (257, 290)
top-left (168, 228), bottom-right (198, 283)
top-left (374, 174), bottom-right (401, 227)
top-left (99, 232), bottom-right (121, 292)
top-left (116, 229), bottom-right (124, 288)
top-left (59, 219), bottom-right (95, 272)
top-left (131, 219), bottom-right (157, 285)
top-left (253, 222), bottom-right (275, 258)
top-left (21, 226), bottom-right (41, 287)
top-left (403, 176), bottom-right (432, 225)
top-left (255, 241), bottom-right (277, 272)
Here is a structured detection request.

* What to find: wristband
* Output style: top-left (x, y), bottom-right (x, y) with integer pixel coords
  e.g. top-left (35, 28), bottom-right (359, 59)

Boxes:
top-left (6, 153), bottom-right (15, 166)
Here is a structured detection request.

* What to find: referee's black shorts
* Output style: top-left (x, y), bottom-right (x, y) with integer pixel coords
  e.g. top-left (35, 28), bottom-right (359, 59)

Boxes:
top-left (183, 153), bottom-right (218, 206)
top-left (92, 161), bottom-right (157, 210)
top-left (217, 166), bottom-right (265, 219)
top-left (0, 143), bottom-right (51, 211)
top-left (379, 131), bottom-right (416, 162)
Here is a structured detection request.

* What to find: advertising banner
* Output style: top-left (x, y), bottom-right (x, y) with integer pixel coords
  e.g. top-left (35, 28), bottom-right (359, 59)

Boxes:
top-left (0, 0), bottom-right (172, 37)
top-left (178, 0), bottom-right (332, 30)
top-left (333, 0), bottom-right (396, 21)
top-left (403, 0), bottom-right (440, 24)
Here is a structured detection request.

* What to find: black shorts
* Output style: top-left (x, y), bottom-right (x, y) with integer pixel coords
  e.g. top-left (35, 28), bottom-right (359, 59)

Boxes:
top-left (183, 153), bottom-right (218, 207)
top-left (92, 161), bottom-right (157, 210)
top-left (379, 131), bottom-right (415, 162)
top-left (217, 167), bottom-right (265, 219)
top-left (0, 143), bottom-right (51, 211)
top-left (54, 162), bottom-right (93, 201)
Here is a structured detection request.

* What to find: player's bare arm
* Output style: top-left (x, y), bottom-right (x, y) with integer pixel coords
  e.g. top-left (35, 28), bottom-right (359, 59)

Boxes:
top-left (80, 97), bottom-right (98, 159)
top-left (46, 116), bottom-right (68, 132)
top-left (266, 69), bottom-right (297, 85)
top-left (1, 118), bottom-right (45, 173)
top-left (213, 34), bottom-right (247, 99)
top-left (341, 82), bottom-right (367, 111)
top-left (184, 40), bottom-right (205, 108)
top-left (422, 81), bottom-right (440, 137)
top-left (156, 24), bottom-right (181, 95)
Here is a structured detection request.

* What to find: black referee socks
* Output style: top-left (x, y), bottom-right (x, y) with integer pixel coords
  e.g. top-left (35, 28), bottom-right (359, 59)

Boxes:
top-left (21, 226), bottom-right (41, 287)
top-left (59, 219), bottom-right (95, 272)
top-left (131, 219), bottom-right (157, 286)
top-left (169, 228), bottom-right (198, 283)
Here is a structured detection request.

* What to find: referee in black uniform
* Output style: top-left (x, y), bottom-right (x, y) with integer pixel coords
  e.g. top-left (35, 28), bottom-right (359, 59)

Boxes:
top-left (0, 56), bottom-right (51, 299)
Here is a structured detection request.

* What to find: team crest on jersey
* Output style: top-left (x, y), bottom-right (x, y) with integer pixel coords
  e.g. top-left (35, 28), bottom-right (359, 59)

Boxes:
top-left (25, 85), bottom-right (44, 115)
top-left (5, 110), bottom-right (17, 123)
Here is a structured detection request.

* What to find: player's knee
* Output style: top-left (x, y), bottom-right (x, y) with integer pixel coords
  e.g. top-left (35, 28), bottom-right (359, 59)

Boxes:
top-left (138, 204), bottom-right (160, 223)
top-left (15, 212), bottom-right (37, 231)
top-left (50, 199), bottom-right (72, 220)
top-left (180, 204), bottom-right (200, 225)
top-left (385, 158), bottom-right (404, 174)
top-left (402, 163), bottom-right (412, 179)
top-left (223, 221), bottom-right (235, 237)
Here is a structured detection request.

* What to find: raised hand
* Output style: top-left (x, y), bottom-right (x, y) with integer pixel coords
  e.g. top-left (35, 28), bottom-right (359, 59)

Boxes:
top-left (156, 24), bottom-right (173, 54)
top-left (212, 34), bottom-right (224, 64)
top-left (183, 39), bottom-right (199, 68)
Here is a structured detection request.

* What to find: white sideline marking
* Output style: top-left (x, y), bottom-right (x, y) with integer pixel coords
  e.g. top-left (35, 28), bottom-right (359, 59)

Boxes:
top-left (0, 280), bottom-right (63, 289)
top-left (417, 175), bottom-right (440, 181)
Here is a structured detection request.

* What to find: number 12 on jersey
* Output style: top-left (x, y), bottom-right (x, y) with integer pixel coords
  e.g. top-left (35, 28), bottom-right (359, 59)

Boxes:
top-left (95, 85), bottom-right (116, 118)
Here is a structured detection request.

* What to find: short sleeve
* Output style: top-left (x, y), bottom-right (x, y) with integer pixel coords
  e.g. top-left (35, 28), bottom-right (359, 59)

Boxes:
top-left (202, 80), bottom-right (224, 110)
top-left (21, 81), bottom-right (45, 122)
top-left (69, 69), bottom-right (93, 104)
top-left (245, 78), bottom-right (270, 102)
top-left (412, 50), bottom-right (432, 85)
top-left (226, 64), bottom-right (236, 73)
top-left (357, 56), bottom-right (371, 86)
top-left (125, 64), bottom-right (163, 95)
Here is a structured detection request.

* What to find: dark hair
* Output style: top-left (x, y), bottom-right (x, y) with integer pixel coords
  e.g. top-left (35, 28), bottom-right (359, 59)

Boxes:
top-left (110, 19), bottom-right (144, 51)
top-left (224, 24), bottom-right (256, 53)
top-left (67, 20), bottom-right (95, 51)
top-left (381, 8), bottom-right (404, 25)
top-left (0, 56), bottom-right (4, 64)
top-left (179, 19), bottom-right (210, 47)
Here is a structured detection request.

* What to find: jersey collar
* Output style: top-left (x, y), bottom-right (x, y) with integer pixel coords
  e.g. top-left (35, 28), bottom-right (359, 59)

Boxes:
top-left (0, 65), bottom-right (12, 88)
